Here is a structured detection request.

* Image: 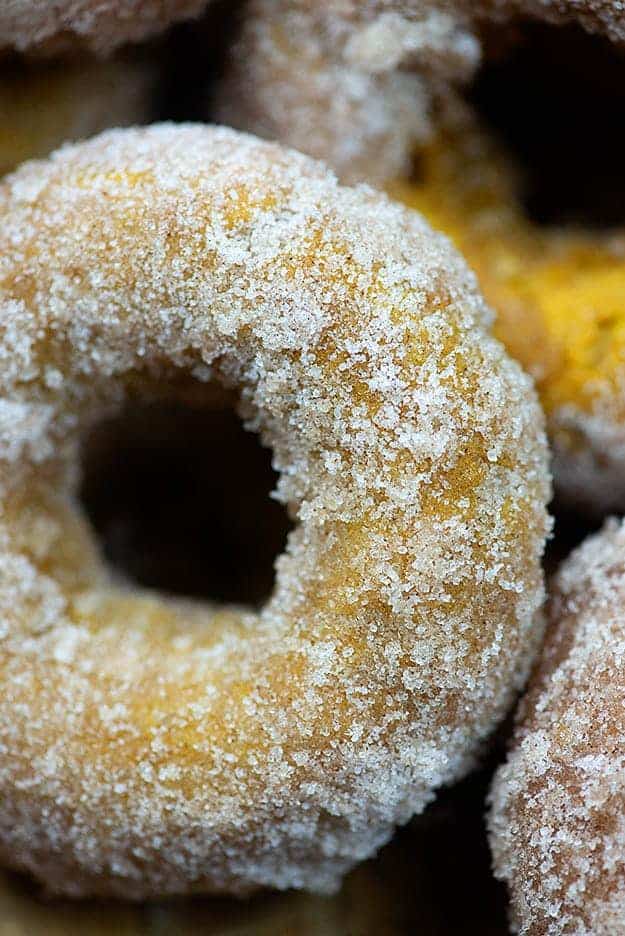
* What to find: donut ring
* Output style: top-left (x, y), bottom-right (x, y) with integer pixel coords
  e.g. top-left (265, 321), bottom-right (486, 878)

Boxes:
top-left (390, 98), bottom-right (625, 512)
top-left (0, 0), bottom-right (210, 57)
top-left (216, 0), bottom-right (625, 185)
top-left (0, 124), bottom-right (549, 899)
top-left (0, 57), bottom-right (156, 177)
top-left (489, 519), bottom-right (625, 935)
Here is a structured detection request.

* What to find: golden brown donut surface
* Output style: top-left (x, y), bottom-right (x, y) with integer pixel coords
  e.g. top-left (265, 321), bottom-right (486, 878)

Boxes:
top-left (0, 124), bottom-right (549, 899)
top-left (489, 519), bottom-right (625, 935)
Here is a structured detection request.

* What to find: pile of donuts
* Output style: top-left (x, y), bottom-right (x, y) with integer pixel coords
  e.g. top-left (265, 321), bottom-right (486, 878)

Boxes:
top-left (1, 2), bottom-right (624, 934)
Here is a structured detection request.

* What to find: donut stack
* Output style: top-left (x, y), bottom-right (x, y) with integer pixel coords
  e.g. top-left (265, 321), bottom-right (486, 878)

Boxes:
top-left (0, 3), bottom-right (624, 935)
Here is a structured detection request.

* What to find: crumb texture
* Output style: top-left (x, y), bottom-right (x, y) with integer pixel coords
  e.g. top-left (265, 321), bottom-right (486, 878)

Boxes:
top-left (0, 0), bottom-right (209, 55)
top-left (216, 0), bottom-right (625, 184)
top-left (490, 519), bottom-right (625, 935)
top-left (0, 124), bottom-right (549, 899)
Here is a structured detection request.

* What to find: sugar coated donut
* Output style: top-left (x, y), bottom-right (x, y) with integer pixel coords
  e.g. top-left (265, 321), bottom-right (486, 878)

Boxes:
top-left (391, 98), bottom-right (625, 513)
top-left (0, 57), bottom-right (156, 177)
top-left (0, 124), bottom-right (549, 899)
top-left (489, 518), bottom-right (625, 935)
top-left (216, 0), bottom-right (625, 185)
top-left (0, 0), bottom-right (210, 56)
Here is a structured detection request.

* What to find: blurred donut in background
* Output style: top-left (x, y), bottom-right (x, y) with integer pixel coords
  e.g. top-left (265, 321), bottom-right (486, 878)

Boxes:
top-left (0, 0), bottom-right (212, 57)
top-left (215, 0), bottom-right (625, 186)
top-left (490, 519), bottom-right (625, 935)
top-left (215, 1), bottom-right (625, 512)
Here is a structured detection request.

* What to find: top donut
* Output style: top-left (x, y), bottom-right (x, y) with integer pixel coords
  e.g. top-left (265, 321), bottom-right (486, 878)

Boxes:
top-left (0, 0), bottom-right (210, 56)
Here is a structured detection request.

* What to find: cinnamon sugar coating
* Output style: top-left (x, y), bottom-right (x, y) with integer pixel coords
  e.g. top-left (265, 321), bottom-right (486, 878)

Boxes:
top-left (0, 0), bottom-right (209, 56)
top-left (216, 0), bottom-right (625, 184)
top-left (490, 519), bottom-right (625, 935)
top-left (0, 124), bottom-right (549, 899)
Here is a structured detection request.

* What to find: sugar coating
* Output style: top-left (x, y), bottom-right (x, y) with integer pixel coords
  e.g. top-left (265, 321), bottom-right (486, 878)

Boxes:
top-left (216, 0), bottom-right (625, 185)
top-left (390, 95), bottom-right (625, 514)
top-left (0, 124), bottom-right (550, 899)
top-left (489, 519), bottom-right (625, 935)
top-left (0, 0), bottom-right (210, 56)
top-left (0, 57), bottom-right (157, 177)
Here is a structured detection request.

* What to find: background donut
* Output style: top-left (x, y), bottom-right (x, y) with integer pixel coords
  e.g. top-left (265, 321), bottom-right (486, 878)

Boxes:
top-left (215, 0), bottom-right (625, 186)
top-left (489, 519), bottom-right (625, 935)
top-left (214, 0), bottom-right (480, 185)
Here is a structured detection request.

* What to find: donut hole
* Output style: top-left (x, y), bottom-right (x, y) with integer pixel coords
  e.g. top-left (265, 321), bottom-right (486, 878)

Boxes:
top-left (543, 497), bottom-right (607, 575)
top-left (79, 401), bottom-right (291, 606)
top-left (157, 0), bottom-right (245, 121)
top-left (471, 22), bottom-right (625, 229)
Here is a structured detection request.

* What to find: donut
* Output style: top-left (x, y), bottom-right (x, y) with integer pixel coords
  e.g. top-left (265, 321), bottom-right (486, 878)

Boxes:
top-left (0, 123), bottom-right (550, 899)
top-left (390, 98), bottom-right (625, 513)
top-left (216, 0), bottom-right (625, 185)
top-left (0, 57), bottom-right (156, 177)
top-left (489, 519), bottom-right (625, 935)
top-left (0, 0), bottom-right (210, 57)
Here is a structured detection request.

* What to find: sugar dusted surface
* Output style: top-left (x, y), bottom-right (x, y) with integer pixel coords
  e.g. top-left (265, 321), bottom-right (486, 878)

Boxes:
top-left (0, 124), bottom-right (549, 899)
top-left (490, 519), bottom-right (625, 935)
top-left (216, 0), bottom-right (625, 185)
top-left (0, 0), bottom-right (209, 55)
